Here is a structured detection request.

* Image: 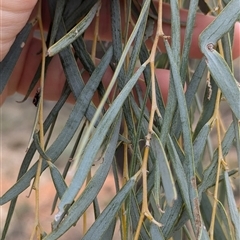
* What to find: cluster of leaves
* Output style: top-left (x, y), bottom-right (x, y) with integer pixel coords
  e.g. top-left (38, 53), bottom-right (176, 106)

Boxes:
top-left (1, 0), bottom-right (239, 239)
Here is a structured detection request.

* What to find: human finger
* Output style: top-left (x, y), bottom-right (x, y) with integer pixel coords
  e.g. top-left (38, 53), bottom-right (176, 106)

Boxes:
top-left (85, 2), bottom-right (240, 59)
top-left (0, 0), bottom-right (38, 61)
top-left (16, 36), bottom-right (170, 106)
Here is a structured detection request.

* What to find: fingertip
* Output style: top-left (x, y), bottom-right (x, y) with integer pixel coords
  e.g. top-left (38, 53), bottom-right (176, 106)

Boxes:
top-left (233, 22), bottom-right (240, 60)
top-left (0, 0), bottom-right (38, 61)
top-left (155, 69), bottom-right (170, 103)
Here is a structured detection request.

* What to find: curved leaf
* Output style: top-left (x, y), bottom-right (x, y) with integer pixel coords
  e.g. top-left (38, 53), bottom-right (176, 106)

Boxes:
top-left (57, 64), bottom-right (146, 215)
top-left (224, 171), bottom-right (240, 239)
top-left (0, 21), bottom-right (34, 93)
top-left (151, 133), bottom-right (177, 207)
top-left (45, 114), bottom-right (122, 239)
top-left (167, 136), bottom-right (194, 226)
top-left (0, 44), bottom-right (113, 204)
top-left (198, 123), bottom-right (235, 200)
top-left (0, 86), bottom-right (71, 205)
top-left (48, 2), bottom-right (100, 56)
top-left (82, 177), bottom-right (137, 240)
top-left (199, 0), bottom-right (240, 119)
top-left (164, 39), bottom-right (201, 235)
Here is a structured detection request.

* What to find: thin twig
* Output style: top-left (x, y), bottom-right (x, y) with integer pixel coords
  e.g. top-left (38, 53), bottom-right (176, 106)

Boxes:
top-left (134, 0), bottom-right (168, 239)
top-left (208, 38), bottom-right (228, 240)
top-left (30, 0), bottom-right (47, 239)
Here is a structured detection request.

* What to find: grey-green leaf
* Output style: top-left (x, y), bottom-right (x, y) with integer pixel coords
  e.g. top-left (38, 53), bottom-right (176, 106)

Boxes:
top-left (57, 64), bottom-right (146, 215)
top-left (0, 86), bottom-right (71, 205)
top-left (224, 171), bottom-right (240, 239)
top-left (82, 177), bottom-right (137, 240)
top-left (0, 21), bottom-right (34, 93)
top-left (151, 133), bottom-right (177, 207)
top-left (48, 2), bottom-right (100, 56)
top-left (167, 136), bottom-right (194, 225)
top-left (198, 123), bottom-right (235, 200)
top-left (199, 0), bottom-right (240, 119)
top-left (44, 114), bottom-right (122, 239)
top-left (150, 223), bottom-right (164, 240)
top-left (48, 162), bottom-right (67, 199)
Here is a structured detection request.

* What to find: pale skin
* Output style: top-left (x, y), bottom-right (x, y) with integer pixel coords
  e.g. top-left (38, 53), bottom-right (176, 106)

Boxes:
top-left (0, 0), bottom-right (240, 106)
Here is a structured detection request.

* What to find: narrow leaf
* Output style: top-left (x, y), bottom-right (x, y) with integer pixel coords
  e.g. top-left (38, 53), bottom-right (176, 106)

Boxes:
top-left (193, 76), bottom-right (218, 139)
top-left (198, 123), bottom-right (235, 199)
top-left (49, 0), bottom-right (66, 46)
top-left (200, 193), bottom-right (230, 240)
top-left (173, 57), bottom-right (207, 138)
top-left (193, 123), bottom-right (211, 167)
top-left (180, 0), bottom-right (199, 82)
top-left (151, 133), bottom-right (177, 207)
top-left (0, 86), bottom-right (71, 239)
top-left (130, 193), bottom-right (150, 239)
top-left (150, 223), bottom-right (164, 240)
top-left (57, 64), bottom-right (146, 215)
top-left (45, 114), bottom-right (122, 239)
top-left (199, 0), bottom-right (240, 119)
top-left (224, 171), bottom-right (240, 239)
top-left (202, 49), bottom-right (240, 119)
top-left (161, 185), bottom-right (183, 238)
top-left (1, 46), bottom-right (112, 204)
top-left (0, 86), bottom-right (71, 205)
top-left (233, 114), bottom-right (240, 169)
top-left (59, 46), bottom-right (85, 99)
top-left (48, 162), bottom-right (68, 199)
top-left (81, 177), bottom-right (137, 240)
top-left (48, 2), bottom-right (100, 56)
top-left (0, 21), bottom-right (34, 93)
top-left (167, 136), bottom-right (194, 224)
top-left (164, 39), bottom-right (200, 234)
